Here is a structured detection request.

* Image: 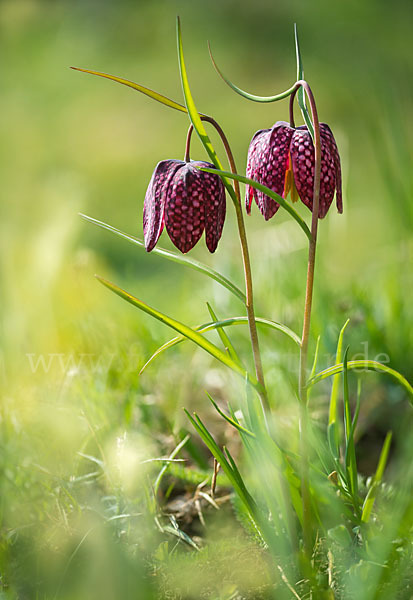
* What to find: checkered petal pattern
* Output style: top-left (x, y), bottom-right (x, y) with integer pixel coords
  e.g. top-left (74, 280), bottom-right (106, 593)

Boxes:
top-left (245, 121), bottom-right (342, 220)
top-left (143, 159), bottom-right (226, 254)
top-left (320, 123), bottom-right (343, 214)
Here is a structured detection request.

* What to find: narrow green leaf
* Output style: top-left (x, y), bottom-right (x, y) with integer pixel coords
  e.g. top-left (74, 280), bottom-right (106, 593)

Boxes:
top-left (361, 431), bottom-right (392, 523)
top-left (208, 42), bottom-right (296, 103)
top-left (184, 409), bottom-right (259, 521)
top-left (199, 167), bottom-right (312, 241)
top-left (70, 66), bottom-right (188, 114)
top-left (309, 360), bottom-right (413, 404)
top-left (176, 18), bottom-right (238, 206)
top-left (140, 315), bottom-right (300, 373)
top-left (329, 319), bottom-right (350, 426)
top-left (176, 19), bottom-right (221, 170)
top-left (293, 24), bottom-right (314, 138)
top-left (206, 303), bottom-right (242, 366)
top-left (162, 524), bottom-right (200, 550)
top-left (96, 275), bottom-right (257, 385)
top-left (207, 393), bottom-right (255, 439)
top-left (80, 214), bottom-right (245, 304)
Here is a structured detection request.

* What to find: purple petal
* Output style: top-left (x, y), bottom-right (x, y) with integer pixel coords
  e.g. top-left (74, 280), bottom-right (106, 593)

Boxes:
top-left (320, 123), bottom-right (343, 213)
top-left (143, 160), bottom-right (183, 251)
top-left (191, 161), bottom-right (226, 253)
top-left (245, 128), bottom-right (268, 214)
top-left (165, 163), bottom-right (206, 253)
top-left (290, 127), bottom-right (337, 218)
top-left (245, 122), bottom-right (294, 220)
top-left (257, 121), bottom-right (294, 220)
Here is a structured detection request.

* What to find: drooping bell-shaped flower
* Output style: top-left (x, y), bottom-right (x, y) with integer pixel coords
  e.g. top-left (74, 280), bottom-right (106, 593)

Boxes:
top-left (143, 159), bottom-right (226, 254)
top-left (246, 120), bottom-right (342, 219)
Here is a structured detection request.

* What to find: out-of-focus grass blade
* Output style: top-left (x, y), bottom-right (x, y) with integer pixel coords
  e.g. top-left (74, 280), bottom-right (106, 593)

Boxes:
top-left (96, 275), bottom-right (256, 385)
top-left (309, 360), bottom-right (413, 404)
top-left (207, 392), bottom-right (255, 439)
top-left (309, 335), bottom-right (321, 380)
top-left (162, 524), bottom-right (200, 550)
top-left (342, 348), bottom-right (358, 500)
top-left (153, 435), bottom-right (190, 499)
top-left (294, 24), bottom-right (314, 138)
top-left (206, 303), bottom-right (242, 366)
top-left (199, 167), bottom-right (312, 241)
top-left (361, 431), bottom-right (393, 523)
top-left (70, 67), bottom-right (188, 114)
top-left (329, 319), bottom-right (350, 455)
top-left (308, 335), bottom-right (321, 402)
top-left (345, 379), bottom-right (361, 510)
top-left (208, 42), bottom-right (296, 103)
top-left (140, 315), bottom-right (300, 373)
top-left (80, 214), bottom-right (245, 304)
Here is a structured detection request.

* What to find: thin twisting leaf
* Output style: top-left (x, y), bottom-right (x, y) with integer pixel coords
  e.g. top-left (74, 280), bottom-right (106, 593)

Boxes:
top-left (80, 214), bottom-right (246, 303)
top-left (70, 66), bottom-right (188, 113)
top-left (208, 42), bottom-right (296, 103)
top-left (95, 275), bottom-right (257, 386)
top-left (309, 360), bottom-right (413, 404)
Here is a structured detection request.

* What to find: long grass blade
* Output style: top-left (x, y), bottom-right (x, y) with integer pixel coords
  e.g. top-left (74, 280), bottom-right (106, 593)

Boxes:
top-left (308, 360), bottom-right (413, 404)
top-left (176, 19), bottom-right (221, 170)
top-left (96, 275), bottom-right (256, 385)
top-left (70, 67), bottom-right (188, 113)
top-left (361, 431), bottom-right (393, 523)
top-left (80, 214), bottom-right (246, 303)
top-left (199, 167), bottom-right (312, 241)
top-left (329, 319), bottom-right (350, 427)
top-left (343, 348), bottom-right (358, 500)
top-left (140, 315), bottom-right (300, 373)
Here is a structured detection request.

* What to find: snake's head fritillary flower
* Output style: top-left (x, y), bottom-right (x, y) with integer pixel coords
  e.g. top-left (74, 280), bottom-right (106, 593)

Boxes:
top-left (143, 160), bottom-right (226, 254)
top-left (246, 121), bottom-right (342, 219)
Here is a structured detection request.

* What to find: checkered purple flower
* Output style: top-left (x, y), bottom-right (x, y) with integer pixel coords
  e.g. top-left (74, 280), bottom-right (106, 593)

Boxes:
top-left (246, 120), bottom-right (342, 219)
top-left (143, 159), bottom-right (226, 254)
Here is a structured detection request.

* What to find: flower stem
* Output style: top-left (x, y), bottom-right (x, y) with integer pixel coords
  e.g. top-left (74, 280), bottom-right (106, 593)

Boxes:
top-left (290, 80), bottom-right (322, 560)
top-left (185, 117), bottom-right (269, 414)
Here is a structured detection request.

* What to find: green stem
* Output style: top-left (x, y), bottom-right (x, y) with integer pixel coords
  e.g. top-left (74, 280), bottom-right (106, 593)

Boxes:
top-left (290, 80), bottom-right (322, 559)
top-left (185, 116), bottom-right (269, 414)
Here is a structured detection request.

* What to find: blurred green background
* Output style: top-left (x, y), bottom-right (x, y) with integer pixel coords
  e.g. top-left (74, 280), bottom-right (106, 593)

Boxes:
top-left (0, 0), bottom-right (412, 597)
